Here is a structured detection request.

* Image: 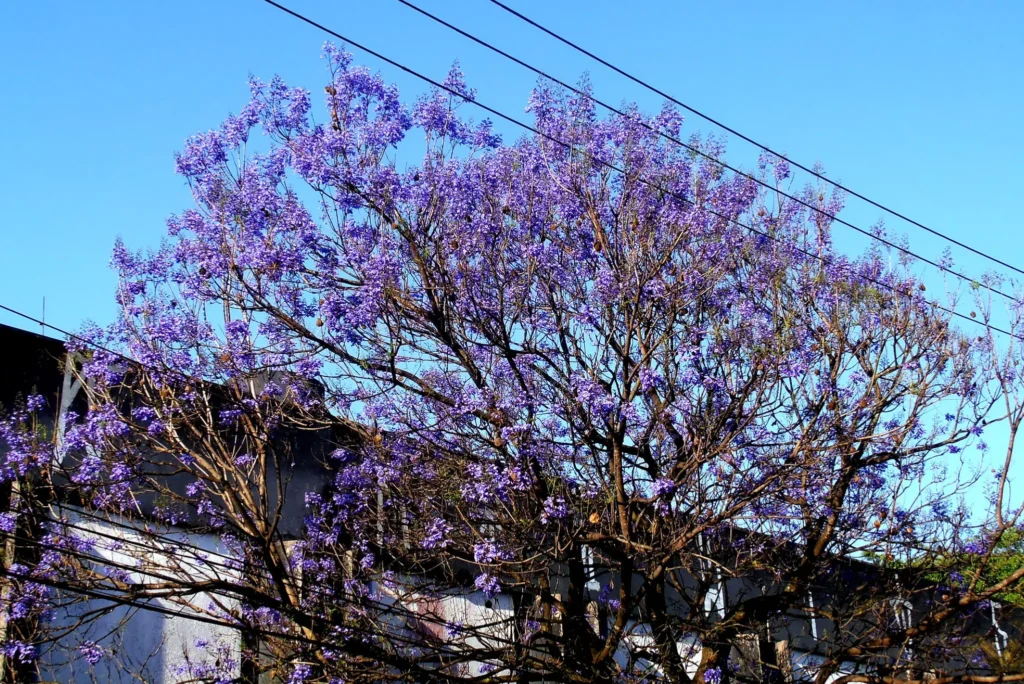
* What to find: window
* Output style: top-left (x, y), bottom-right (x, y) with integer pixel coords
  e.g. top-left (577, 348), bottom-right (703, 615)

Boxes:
top-left (991, 601), bottom-right (1009, 657)
top-left (888, 597), bottom-right (913, 649)
top-left (705, 577), bottom-right (725, 620)
top-left (891, 599), bottom-right (912, 631)
top-left (807, 591), bottom-right (819, 640)
top-left (698, 533), bottom-right (725, 620)
top-left (581, 544), bottom-right (600, 592)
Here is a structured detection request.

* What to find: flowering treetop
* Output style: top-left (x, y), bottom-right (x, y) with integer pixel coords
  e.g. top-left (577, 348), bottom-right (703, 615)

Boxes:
top-left (1, 44), bottom-right (1022, 684)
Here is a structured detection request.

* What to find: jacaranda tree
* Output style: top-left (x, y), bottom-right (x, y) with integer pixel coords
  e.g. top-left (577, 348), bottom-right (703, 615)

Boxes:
top-left (2, 45), bottom-right (1023, 684)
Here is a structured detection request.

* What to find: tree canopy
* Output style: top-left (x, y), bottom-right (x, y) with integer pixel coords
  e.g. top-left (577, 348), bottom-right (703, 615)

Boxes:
top-left (2, 46), bottom-right (1023, 684)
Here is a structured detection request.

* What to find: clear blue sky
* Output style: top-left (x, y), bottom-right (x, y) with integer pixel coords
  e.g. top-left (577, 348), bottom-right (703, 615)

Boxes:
top-left (1, 0), bottom-right (1021, 332)
top-left (1, 0), bottom-right (1022, 505)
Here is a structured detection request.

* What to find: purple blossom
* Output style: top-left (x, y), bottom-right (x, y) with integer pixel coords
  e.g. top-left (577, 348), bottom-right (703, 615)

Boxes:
top-left (78, 641), bottom-right (104, 665)
top-left (475, 573), bottom-right (501, 599)
top-left (541, 495), bottom-right (569, 523)
top-left (13, 40), bottom-right (1014, 683)
top-left (422, 518), bottom-right (452, 549)
top-left (473, 539), bottom-right (508, 564)
top-left (0, 513), bottom-right (17, 533)
top-left (1, 641), bottom-right (37, 663)
top-left (289, 664), bottom-right (313, 683)
top-left (651, 477), bottom-right (676, 498)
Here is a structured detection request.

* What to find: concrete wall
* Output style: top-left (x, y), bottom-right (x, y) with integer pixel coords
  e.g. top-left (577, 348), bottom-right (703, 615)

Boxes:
top-left (38, 508), bottom-right (242, 684)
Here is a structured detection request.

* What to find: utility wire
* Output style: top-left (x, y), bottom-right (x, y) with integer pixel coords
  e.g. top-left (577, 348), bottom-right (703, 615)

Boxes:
top-left (1, 516), bottom-right (528, 657)
top-left (0, 304), bottom-right (177, 380)
top-left (486, 0), bottom-right (1024, 279)
top-left (0, 4), bottom-right (1016, 352)
top-left (261, 0), bottom-right (1020, 343)
top-left (0, 563), bottom-right (502, 675)
top-left (398, 0), bottom-right (1017, 304)
top-left (0, 525), bottom-right (531, 656)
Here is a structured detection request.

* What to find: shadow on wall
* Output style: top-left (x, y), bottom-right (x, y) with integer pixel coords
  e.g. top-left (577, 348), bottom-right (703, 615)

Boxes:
top-left (37, 511), bottom-right (243, 684)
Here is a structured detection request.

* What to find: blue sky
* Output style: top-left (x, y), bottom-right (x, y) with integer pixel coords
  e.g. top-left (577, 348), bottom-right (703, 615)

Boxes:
top-left (1, 1), bottom-right (1023, 495)
top-left (1, 0), bottom-right (1021, 333)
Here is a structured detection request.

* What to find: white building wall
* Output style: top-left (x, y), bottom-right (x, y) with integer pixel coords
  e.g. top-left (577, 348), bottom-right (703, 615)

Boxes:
top-left (38, 508), bottom-right (243, 684)
top-left (790, 650), bottom-right (863, 684)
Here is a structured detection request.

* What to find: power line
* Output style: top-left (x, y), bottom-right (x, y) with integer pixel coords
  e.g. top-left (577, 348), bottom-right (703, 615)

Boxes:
top-left (0, 563), bottom-right (500, 678)
top-left (0, 306), bottom-right (535, 643)
top-left (0, 524), bottom-right (532, 657)
top-left (2, 514), bottom-right (530, 656)
top-left (486, 0), bottom-right (1024, 279)
top-left (0, 302), bottom-right (611, 647)
top-left (261, 0), bottom-right (1021, 343)
top-left (0, 303), bottom-right (171, 379)
top-left (397, 0), bottom-right (1018, 304)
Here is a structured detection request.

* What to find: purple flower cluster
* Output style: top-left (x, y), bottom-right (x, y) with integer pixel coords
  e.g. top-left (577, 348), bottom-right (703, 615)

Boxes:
top-left (4, 40), bottom-right (1011, 683)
